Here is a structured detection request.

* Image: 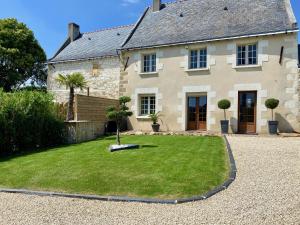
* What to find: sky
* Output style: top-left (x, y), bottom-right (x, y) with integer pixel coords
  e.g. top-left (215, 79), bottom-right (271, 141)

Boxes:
top-left (0, 0), bottom-right (299, 58)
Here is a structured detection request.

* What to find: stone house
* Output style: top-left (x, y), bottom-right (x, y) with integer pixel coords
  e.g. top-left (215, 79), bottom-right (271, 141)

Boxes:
top-left (47, 24), bottom-right (133, 102)
top-left (48, 0), bottom-right (300, 134)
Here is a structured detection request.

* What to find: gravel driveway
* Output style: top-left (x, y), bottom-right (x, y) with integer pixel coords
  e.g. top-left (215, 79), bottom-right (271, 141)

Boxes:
top-left (0, 136), bottom-right (299, 225)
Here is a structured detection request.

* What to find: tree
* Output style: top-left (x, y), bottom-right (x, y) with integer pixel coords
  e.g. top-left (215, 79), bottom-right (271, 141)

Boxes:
top-left (56, 73), bottom-right (87, 121)
top-left (218, 99), bottom-right (231, 120)
top-left (106, 96), bottom-right (133, 145)
top-left (265, 98), bottom-right (279, 121)
top-left (0, 18), bottom-right (47, 91)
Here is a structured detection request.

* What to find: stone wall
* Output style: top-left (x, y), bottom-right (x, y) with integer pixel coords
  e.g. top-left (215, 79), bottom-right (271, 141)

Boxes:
top-left (47, 57), bottom-right (121, 103)
top-left (64, 121), bottom-right (104, 144)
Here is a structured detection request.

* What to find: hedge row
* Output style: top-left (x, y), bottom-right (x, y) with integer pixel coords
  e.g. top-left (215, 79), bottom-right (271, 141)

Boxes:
top-left (0, 89), bottom-right (64, 156)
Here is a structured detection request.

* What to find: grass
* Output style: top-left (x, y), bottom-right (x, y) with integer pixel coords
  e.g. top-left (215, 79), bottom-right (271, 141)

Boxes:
top-left (0, 135), bottom-right (229, 199)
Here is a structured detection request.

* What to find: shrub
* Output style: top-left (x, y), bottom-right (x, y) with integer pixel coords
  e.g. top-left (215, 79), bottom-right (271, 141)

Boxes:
top-left (265, 98), bottom-right (279, 120)
top-left (106, 96), bottom-right (133, 145)
top-left (0, 89), bottom-right (64, 157)
top-left (149, 112), bottom-right (161, 124)
top-left (218, 99), bottom-right (231, 120)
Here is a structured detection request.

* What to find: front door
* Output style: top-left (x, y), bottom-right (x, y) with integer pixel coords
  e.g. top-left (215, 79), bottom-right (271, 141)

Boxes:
top-left (187, 96), bottom-right (207, 130)
top-left (238, 91), bottom-right (257, 134)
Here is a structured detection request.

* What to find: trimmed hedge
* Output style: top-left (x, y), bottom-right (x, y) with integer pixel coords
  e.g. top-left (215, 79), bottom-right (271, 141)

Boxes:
top-left (0, 89), bottom-right (64, 156)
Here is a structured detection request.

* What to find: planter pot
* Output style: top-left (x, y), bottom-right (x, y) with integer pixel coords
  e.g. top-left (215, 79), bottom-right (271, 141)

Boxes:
top-left (152, 124), bottom-right (160, 132)
top-left (220, 120), bottom-right (229, 134)
top-left (268, 121), bottom-right (278, 135)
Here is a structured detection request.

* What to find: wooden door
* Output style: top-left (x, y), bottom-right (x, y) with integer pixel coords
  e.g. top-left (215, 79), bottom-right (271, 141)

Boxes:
top-left (238, 91), bottom-right (257, 134)
top-left (187, 96), bottom-right (207, 131)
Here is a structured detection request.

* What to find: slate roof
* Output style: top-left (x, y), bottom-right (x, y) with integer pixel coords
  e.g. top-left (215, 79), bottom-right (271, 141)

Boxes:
top-left (122, 0), bottom-right (298, 49)
top-left (49, 25), bottom-right (133, 63)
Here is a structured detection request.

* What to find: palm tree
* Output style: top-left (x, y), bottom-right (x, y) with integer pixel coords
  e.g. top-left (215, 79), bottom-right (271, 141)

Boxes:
top-left (56, 72), bottom-right (87, 121)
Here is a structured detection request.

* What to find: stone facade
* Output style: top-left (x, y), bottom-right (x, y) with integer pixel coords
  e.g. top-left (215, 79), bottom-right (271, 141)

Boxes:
top-left (120, 33), bottom-right (300, 134)
top-left (47, 57), bottom-right (120, 102)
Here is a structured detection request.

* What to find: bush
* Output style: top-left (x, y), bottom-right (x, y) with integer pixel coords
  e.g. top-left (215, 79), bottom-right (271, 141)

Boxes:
top-left (149, 112), bottom-right (161, 124)
top-left (218, 99), bottom-right (231, 110)
top-left (0, 89), bottom-right (64, 157)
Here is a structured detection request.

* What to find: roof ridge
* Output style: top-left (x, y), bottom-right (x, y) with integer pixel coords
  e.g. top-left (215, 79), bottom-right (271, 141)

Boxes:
top-left (163, 0), bottom-right (189, 6)
top-left (83, 24), bottom-right (134, 34)
top-left (151, 0), bottom-right (191, 7)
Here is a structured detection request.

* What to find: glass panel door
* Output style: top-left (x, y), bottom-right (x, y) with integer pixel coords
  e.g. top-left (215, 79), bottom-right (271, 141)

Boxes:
top-left (198, 96), bottom-right (207, 130)
top-left (238, 91), bottom-right (257, 134)
top-left (187, 97), bottom-right (197, 130)
top-left (187, 96), bottom-right (207, 131)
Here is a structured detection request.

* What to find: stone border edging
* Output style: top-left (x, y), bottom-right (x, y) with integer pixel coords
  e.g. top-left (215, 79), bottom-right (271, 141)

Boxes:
top-left (0, 135), bottom-right (236, 205)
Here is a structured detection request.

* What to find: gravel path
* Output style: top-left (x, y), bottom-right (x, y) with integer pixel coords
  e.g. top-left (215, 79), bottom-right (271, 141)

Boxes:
top-left (0, 136), bottom-right (299, 225)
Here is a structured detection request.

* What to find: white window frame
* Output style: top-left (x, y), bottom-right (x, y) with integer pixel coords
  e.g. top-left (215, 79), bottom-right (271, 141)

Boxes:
top-left (236, 43), bottom-right (258, 66)
top-left (142, 53), bottom-right (157, 73)
top-left (139, 95), bottom-right (156, 116)
top-left (189, 48), bottom-right (208, 69)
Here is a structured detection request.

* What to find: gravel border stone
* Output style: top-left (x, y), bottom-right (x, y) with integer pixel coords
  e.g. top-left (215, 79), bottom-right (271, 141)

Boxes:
top-left (0, 135), bottom-right (236, 205)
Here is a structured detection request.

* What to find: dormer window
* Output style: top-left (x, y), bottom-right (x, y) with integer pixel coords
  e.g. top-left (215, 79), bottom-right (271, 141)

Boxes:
top-left (189, 48), bottom-right (207, 69)
top-left (237, 44), bottom-right (257, 66)
top-left (143, 53), bottom-right (156, 73)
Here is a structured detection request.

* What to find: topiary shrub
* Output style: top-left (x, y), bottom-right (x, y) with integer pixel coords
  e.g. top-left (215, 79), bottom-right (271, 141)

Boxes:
top-left (218, 99), bottom-right (231, 120)
top-left (265, 98), bottom-right (279, 121)
top-left (106, 96), bottom-right (133, 145)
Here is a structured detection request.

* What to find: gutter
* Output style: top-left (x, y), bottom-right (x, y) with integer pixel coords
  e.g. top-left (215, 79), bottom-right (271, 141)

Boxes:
top-left (121, 29), bottom-right (299, 51)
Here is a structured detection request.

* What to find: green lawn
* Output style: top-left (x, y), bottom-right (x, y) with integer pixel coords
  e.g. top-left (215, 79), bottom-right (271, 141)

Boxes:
top-left (0, 135), bottom-right (229, 199)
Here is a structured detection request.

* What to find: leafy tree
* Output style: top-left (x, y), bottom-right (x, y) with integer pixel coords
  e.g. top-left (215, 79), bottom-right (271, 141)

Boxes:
top-left (56, 73), bottom-right (87, 121)
top-left (0, 18), bottom-right (47, 91)
top-left (107, 96), bottom-right (133, 145)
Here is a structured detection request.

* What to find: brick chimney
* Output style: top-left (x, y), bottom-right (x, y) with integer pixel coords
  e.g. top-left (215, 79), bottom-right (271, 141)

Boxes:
top-left (153, 0), bottom-right (161, 12)
top-left (68, 23), bottom-right (80, 42)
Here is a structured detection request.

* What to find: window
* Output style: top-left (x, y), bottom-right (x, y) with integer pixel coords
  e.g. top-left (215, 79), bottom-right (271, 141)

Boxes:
top-left (140, 95), bottom-right (156, 116)
top-left (189, 48), bottom-right (207, 69)
top-left (237, 44), bottom-right (257, 66)
top-left (143, 54), bottom-right (156, 73)
top-left (92, 63), bottom-right (100, 76)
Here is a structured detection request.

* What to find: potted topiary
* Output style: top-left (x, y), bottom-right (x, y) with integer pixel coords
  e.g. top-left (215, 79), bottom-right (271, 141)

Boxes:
top-left (149, 112), bottom-right (161, 132)
top-left (265, 98), bottom-right (280, 135)
top-left (218, 99), bottom-right (231, 134)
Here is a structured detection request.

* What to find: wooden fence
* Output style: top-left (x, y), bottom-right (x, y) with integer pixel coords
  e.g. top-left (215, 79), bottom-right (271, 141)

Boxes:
top-left (74, 95), bottom-right (119, 122)
top-left (65, 95), bottom-right (119, 144)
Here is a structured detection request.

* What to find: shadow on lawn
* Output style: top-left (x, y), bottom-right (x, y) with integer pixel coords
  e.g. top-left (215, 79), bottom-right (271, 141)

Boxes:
top-left (0, 135), bottom-right (114, 162)
top-left (0, 135), bottom-right (159, 162)
top-left (140, 145), bottom-right (158, 148)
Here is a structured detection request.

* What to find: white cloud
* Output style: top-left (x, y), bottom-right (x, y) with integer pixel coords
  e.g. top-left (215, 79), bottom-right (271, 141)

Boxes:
top-left (121, 0), bottom-right (140, 6)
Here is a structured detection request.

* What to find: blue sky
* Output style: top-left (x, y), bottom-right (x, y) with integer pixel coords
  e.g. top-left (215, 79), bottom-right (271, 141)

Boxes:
top-left (0, 0), bottom-right (299, 58)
